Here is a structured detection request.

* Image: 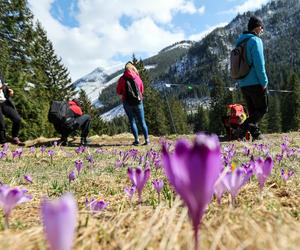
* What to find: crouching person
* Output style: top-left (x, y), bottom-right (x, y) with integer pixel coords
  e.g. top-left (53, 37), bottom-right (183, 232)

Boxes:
top-left (59, 99), bottom-right (91, 146)
top-left (0, 72), bottom-right (23, 145)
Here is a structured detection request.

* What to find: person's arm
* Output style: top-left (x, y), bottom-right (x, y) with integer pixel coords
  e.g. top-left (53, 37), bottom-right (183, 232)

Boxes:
top-left (250, 38), bottom-right (268, 88)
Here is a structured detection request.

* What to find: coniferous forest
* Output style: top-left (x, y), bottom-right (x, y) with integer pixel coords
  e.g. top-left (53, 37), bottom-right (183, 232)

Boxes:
top-left (1, 0), bottom-right (300, 141)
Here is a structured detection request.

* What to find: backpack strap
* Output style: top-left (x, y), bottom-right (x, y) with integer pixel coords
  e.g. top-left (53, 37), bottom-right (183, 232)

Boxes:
top-left (237, 37), bottom-right (253, 67)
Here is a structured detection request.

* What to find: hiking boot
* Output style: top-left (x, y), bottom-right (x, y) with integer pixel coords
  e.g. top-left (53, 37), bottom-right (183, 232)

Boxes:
top-left (80, 137), bottom-right (91, 146)
top-left (58, 137), bottom-right (68, 146)
top-left (143, 139), bottom-right (150, 146)
top-left (0, 131), bottom-right (6, 144)
top-left (252, 133), bottom-right (264, 141)
top-left (132, 141), bottom-right (140, 146)
top-left (12, 137), bottom-right (24, 146)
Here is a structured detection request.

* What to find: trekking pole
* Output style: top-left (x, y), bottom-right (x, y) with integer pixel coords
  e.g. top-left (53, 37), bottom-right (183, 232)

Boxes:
top-left (163, 84), bottom-right (177, 134)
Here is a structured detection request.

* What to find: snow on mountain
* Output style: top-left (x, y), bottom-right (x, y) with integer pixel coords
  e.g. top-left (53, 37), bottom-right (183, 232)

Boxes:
top-left (72, 67), bottom-right (122, 107)
top-left (159, 40), bottom-right (194, 54)
top-left (100, 104), bottom-right (125, 121)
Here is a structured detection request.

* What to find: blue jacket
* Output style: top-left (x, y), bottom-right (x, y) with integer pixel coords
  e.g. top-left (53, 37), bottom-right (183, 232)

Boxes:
top-left (236, 33), bottom-right (268, 88)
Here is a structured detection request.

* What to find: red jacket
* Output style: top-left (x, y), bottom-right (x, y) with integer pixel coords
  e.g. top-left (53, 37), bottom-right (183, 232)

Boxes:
top-left (116, 69), bottom-right (144, 102)
top-left (68, 100), bottom-right (83, 116)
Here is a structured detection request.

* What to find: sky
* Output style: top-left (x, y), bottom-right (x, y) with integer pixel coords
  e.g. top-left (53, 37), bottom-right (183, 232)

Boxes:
top-left (28, 0), bottom-right (271, 81)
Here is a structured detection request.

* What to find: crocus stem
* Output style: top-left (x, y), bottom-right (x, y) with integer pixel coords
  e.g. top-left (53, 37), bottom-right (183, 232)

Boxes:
top-left (4, 214), bottom-right (9, 230)
top-left (194, 225), bottom-right (199, 250)
top-left (158, 193), bottom-right (160, 203)
top-left (138, 192), bottom-right (142, 206)
top-left (230, 195), bottom-right (235, 208)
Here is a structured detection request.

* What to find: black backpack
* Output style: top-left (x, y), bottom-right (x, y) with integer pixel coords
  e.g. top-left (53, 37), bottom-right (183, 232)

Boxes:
top-left (124, 77), bottom-right (142, 105)
top-left (48, 101), bottom-right (71, 126)
top-left (230, 37), bottom-right (252, 80)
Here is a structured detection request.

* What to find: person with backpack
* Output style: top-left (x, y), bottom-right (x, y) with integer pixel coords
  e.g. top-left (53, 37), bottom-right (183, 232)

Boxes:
top-left (116, 62), bottom-right (150, 146)
top-left (234, 16), bottom-right (268, 141)
top-left (0, 72), bottom-right (23, 145)
top-left (54, 99), bottom-right (91, 146)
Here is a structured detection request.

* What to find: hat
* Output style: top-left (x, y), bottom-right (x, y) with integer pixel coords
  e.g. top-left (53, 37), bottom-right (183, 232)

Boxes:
top-left (248, 16), bottom-right (264, 31)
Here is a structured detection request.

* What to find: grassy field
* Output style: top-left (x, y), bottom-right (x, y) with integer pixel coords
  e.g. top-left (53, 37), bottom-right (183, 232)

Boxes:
top-left (0, 132), bottom-right (299, 250)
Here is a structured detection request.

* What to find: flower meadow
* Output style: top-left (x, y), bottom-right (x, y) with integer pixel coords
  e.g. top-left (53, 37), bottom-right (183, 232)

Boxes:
top-left (0, 133), bottom-right (299, 249)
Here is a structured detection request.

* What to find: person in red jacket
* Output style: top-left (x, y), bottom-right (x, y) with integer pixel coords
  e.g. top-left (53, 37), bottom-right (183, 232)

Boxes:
top-left (59, 99), bottom-right (91, 146)
top-left (117, 62), bottom-right (149, 146)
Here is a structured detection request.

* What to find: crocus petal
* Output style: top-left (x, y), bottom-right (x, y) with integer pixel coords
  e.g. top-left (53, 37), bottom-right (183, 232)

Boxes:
top-left (41, 193), bottom-right (77, 250)
top-left (0, 187), bottom-right (32, 215)
top-left (162, 134), bottom-right (222, 230)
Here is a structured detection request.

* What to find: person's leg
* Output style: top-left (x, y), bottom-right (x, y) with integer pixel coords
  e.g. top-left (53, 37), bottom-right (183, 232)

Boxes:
top-left (241, 85), bottom-right (268, 139)
top-left (0, 105), bottom-right (6, 143)
top-left (123, 103), bottom-right (139, 144)
top-left (1, 103), bottom-right (21, 142)
top-left (133, 103), bottom-right (149, 144)
top-left (73, 114), bottom-right (91, 144)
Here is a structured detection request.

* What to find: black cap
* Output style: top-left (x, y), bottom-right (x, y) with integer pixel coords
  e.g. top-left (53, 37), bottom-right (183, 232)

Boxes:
top-left (248, 16), bottom-right (264, 31)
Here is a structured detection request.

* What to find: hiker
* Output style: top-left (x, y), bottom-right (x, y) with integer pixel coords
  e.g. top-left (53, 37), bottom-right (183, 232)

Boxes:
top-left (116, 62), bottom-right (150, 146)
top-left (236, 16), bottom-right (268, 140)
top-left (57, 99), bottom-right (91, 146)
top-left (0, 72), bottom-right (23, 145)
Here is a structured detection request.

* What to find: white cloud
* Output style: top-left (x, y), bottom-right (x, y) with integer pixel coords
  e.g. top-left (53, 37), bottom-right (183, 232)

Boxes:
top-left (28, 0), bottom-right (203, 81)
top-left (224, 0), bottom-right (270, 14)
top-left (197, 6), bottom-right (206, 15)
top-left (188, 22), bottom-right (228, 41)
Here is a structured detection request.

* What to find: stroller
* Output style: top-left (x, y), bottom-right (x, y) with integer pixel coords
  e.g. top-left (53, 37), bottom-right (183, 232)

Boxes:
top-left (222, 104), bottom-right (250, 141)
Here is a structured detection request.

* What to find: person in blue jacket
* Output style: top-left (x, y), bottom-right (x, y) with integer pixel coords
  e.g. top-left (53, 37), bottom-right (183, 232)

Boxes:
top-left (236, 16), bottom-right (268, 140)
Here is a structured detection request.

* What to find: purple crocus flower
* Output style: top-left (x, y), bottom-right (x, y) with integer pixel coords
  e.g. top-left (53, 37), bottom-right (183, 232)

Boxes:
top-left (124, 186), bottom-right (136, 202)
top-left (152, 179), bottom-right (164, 193)
top-left (86, 154), bottom-right (94, 164)
top-left (222, 168), bottom-right (252, 207)
top-left (0, 151), bottom-right (7, 159)
top-left (40, 145), bottom-right (46, 154)
top-left (254, 156), bottom-right (274, 190)
top-left (41, 193), bottom-right (77, 250)
top-left (152, 179), bottom-right (164, 202)
top-left (0, 185), bottom-right (32, 229)
top-left (162, 133), bottom-right (222, 250)
top-left (115, 159), bottom-right (123, 168)
top-left (276, 153), bottom-right (283, 163)
top-left (85, 198), bottom-right (108, 214)
top-left (2, 143), bottom-right (9, 152)
top-left (127, 167), bottom-right (150, 204)
top-left (75, 146), bottom-right (85, 154)
top-left (281, 168), bottom-right (294, 181)
top-left (214, 176), bottom-right (227, 205)
top-left (12, 148), bottom-right (23, 159)
top-left (154, 159), bottom-right (162, 170)
top-left (68, 171), bottom-right (76, 183)
top-left (242, 146), bottom-right (251, 157)
top-left (75, 160), bottom-right (83, 175)
top-left (48, 150), bottom-right (55, 157)
top-left (30, 146), bottom-right (35, 154)
top-left (24, 175), bottom-right (33, 184)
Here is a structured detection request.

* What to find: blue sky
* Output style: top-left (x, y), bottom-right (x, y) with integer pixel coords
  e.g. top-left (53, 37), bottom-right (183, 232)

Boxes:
top-left (29, 0), bottom-right (270, 81)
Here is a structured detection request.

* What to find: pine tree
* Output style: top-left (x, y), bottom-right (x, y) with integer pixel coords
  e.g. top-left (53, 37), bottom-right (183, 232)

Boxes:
top-left (208, 76), bottom-right (228, 135)
top-left (166, 97), bottom-right (189, 134)
top-left (281, 72), bottom-right (300, 131)
top-left (31, 22), bottom-right (75, 101)
top-left (266, 95), bottom-right (281, 133)
top-left (194, 106), bottom-right (209, 133)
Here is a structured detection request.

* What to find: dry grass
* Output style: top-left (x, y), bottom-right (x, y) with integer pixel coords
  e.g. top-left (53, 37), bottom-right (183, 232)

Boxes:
top-left (0, 132), bottom-right (299, 250)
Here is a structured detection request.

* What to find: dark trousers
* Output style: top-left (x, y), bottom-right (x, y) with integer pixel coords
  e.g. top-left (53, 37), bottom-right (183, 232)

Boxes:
top-left (0, 101), bottom-right (21, 142)
top-left (241, 84), bottom-right (268, 134)
top-left (61, 114), bottom-right (91, 139)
